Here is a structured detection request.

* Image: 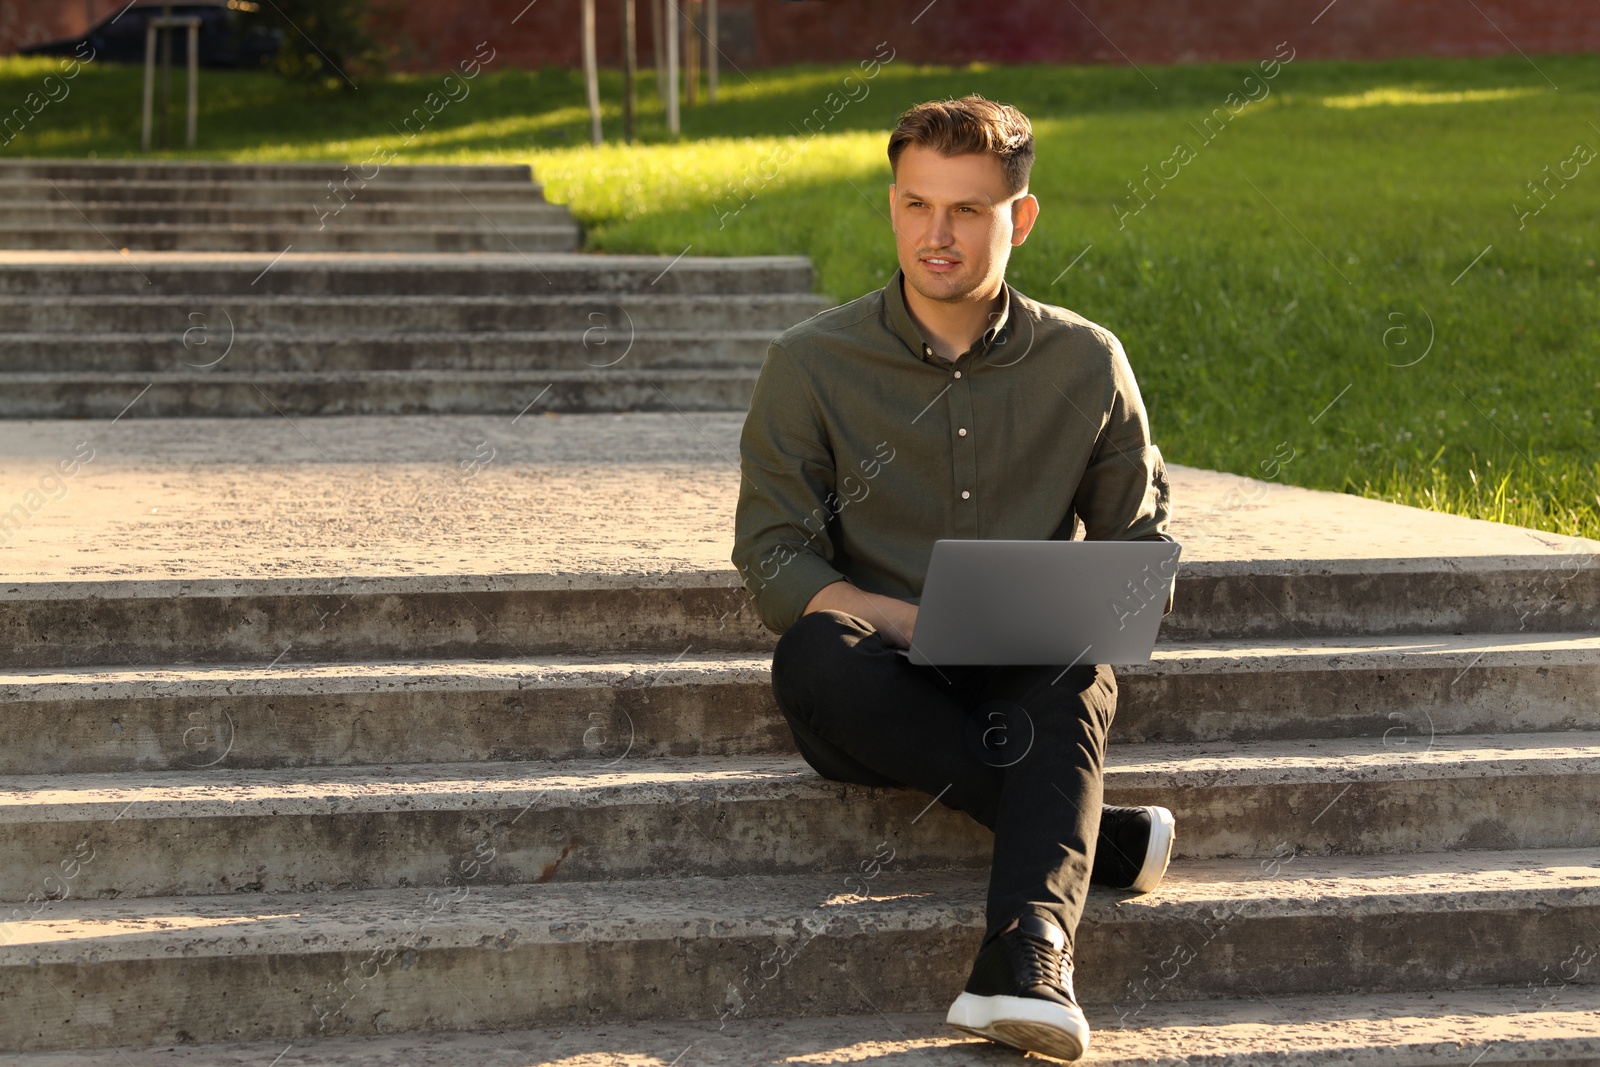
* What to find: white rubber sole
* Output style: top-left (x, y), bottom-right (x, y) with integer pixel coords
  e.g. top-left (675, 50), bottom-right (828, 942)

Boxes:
top-left (1128, 804), bottom-right (1176, 894)
top-left (946, 991), bottom-right (1089, 1061)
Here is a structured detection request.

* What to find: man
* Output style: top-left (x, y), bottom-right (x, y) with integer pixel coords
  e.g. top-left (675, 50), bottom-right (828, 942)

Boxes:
top-left (732, 95), bottom-right (1174, 1062)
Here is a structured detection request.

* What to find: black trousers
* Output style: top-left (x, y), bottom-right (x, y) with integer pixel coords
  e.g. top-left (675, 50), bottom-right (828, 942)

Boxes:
top-left (770, 609), bottom-right (1116, 953)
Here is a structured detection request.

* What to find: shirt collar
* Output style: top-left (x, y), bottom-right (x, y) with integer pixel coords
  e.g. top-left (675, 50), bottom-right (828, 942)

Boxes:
top-left (884, 267), bottom-right (1014, 366)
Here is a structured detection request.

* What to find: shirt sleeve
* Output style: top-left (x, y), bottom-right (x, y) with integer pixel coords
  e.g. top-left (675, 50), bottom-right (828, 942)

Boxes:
top-left (732, 341), bottom-right (850, 634)
top-left (1072, 329), bottom-right (1176, 611)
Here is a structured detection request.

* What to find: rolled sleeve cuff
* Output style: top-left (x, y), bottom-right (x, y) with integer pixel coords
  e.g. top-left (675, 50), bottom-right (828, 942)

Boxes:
top-left (743, 547), bottom-right (847, 635)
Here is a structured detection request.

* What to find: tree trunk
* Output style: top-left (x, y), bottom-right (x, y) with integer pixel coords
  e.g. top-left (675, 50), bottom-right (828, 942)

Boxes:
top-left (684, 0), bottom-right (699, 108)
top-left (158, 1), bottom-right (172, 149)
top-left (650, 0), bottom-right (666, 111)
top-left (707, 0), bottom-right (717, 102)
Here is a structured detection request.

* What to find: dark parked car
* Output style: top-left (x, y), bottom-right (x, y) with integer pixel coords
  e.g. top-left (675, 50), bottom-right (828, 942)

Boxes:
top-left (17, 1), bottom-right (283, 69)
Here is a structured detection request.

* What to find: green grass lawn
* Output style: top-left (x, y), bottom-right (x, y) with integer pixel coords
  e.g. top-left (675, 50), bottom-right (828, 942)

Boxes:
top-left (4, 51), bottom-right (1598, 540)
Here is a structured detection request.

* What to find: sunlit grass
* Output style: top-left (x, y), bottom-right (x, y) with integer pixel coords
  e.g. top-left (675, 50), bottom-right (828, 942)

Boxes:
top-left (1367, 456), bottom-right (1600, 539)
top-left (1319, 86), bottom-right (1546, 108)
top-left (2, 52), bottom-right (1598, 540)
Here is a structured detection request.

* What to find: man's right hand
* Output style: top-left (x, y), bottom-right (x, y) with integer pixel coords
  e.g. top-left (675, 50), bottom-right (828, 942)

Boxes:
top-left (803, 581), bottom-right (918, 649)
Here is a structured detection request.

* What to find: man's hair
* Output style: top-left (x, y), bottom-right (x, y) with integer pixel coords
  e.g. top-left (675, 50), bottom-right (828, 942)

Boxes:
top-left (887, 94), bottom-right (1034, 197)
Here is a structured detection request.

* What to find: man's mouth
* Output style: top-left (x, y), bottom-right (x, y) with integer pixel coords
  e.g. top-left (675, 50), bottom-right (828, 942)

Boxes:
top-left (921, 255), bottom-right (960, 273)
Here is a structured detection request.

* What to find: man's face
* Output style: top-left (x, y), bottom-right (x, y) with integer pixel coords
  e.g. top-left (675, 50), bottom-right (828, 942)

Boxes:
top-left (890, 145), bottom-right (1039, 306)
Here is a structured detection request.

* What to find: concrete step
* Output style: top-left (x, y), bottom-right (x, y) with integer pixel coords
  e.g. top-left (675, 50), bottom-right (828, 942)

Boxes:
top-left (0, 331), bottom-right (782, 373)
top-left (2, 850), bottom-right (1594, 1049)
top-left (0, 368), bottom-right (760, 417)
top-left (0, 179), bottom-right (551, 205)
top-left (1107, 730), bottom-right (1600, 856)
top-left (8, 987), bottom-right (1597, 1066)
top-left (0, 573), bottom-right (771, 669)
top-left (3, 416), bottom-right (1591, 646)
top-left (0, 755), bottom-right (985, 900)
top-left (3, 736), bottom-right (1596, 900)
top-left (4, 558), bottom-right (1596, 668)
top-left (0, 201), bottom-right (577, 228)
top-left (0, 224), bottom-right (581, 253)
top-left (0, 293), bottom-right (825, 335)
top-left (3, 636), bottom-right (1596, 775)
top-left (0, 252), bottom-right (817, 296)
top-left (1124, 632), bottom-right (1600, 743)
top-left (0, 156), bottom-right (580, 252)
top-left (0, 653), bottom-right (782, 775)
top-left (0, 160), bottom-right (536, 184)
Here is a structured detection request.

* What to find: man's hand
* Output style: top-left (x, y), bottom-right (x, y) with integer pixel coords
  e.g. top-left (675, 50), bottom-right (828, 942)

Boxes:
top-left (803, 581), bottom-right (919, 649)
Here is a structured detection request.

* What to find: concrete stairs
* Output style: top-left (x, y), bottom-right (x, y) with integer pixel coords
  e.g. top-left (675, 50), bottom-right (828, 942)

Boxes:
top-left (0, 251), bottom-right (825, 417)
top-left (0, 154), bottom-right (1594, 1059)
top-left (11, 989), bottom-right (1600, 1066)
top-left (1, 420), bottom-right (1598, 1060)
top-left (0, 160), bottom-right (581, 253)
top-left (0, 160), bottom-right (825, 418)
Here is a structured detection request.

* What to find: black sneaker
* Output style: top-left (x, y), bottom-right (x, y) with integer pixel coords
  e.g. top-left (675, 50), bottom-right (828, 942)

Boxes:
top-left (1092, 804), bottom-right (1175, 893)
top-left (945, 914), bottom-right (1089, 1062)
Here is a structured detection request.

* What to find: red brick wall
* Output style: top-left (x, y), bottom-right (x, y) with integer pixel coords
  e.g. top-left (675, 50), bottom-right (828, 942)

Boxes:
top-left (0, 0), bottom-right (90, 55)
top-left (749, 0), bottom-right (1600, 66)
top-left (5, 0), bottom-right (1597, 69)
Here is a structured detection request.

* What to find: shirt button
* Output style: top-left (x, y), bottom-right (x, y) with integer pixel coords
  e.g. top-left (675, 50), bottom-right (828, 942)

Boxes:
top-left (961, 490), bottom-right (971, 500)
top-left (958, 428), bottom-right (968, 437)
top-left (953, 370), bottom-right (962, 379)
top-left (923, 345), bottom-right (932, 355)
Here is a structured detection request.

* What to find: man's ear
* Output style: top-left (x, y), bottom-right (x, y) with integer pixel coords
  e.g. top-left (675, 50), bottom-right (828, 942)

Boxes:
top-left (888, 182), bottom-right (898, 231)
top-left (1011, 193), bottom-right (1039, 246)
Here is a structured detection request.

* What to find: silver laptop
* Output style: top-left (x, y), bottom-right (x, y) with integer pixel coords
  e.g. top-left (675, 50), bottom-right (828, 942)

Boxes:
top-left (899, 539), bottom-right (1182, 666)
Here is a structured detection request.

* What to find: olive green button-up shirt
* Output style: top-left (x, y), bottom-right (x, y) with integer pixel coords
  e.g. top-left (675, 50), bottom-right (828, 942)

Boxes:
top-left (733, 268), bottom-right (1171, 636)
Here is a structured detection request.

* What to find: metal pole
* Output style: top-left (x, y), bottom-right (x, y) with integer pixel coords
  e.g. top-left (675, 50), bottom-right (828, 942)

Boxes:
top-left (707, 0), bottom-right (717, 102)
top-left (158, 1), bottom-right (171, 149)
top-left (621, 0), bottom-right (636, 143)
top-left (582, 0), bottom-right (601, 145)
top-left (186, 20), bottom-right (198, 147)
top-left (665, 0), bottom-right (678, 134)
